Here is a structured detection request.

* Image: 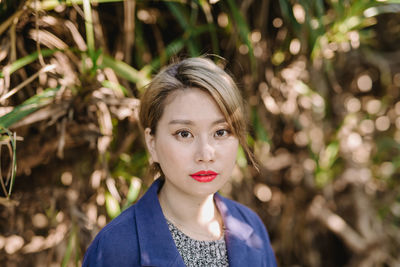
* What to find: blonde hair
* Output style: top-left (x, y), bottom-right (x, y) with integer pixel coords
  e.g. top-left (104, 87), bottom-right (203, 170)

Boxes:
top-left (139, 57), bottom-right (255, 176)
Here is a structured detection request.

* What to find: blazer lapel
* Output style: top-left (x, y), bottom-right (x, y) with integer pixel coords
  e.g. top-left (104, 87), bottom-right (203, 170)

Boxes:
top-left (135, 179), bottom-right (186, 267)
top-left (135, 180), bottom-right (266, 266)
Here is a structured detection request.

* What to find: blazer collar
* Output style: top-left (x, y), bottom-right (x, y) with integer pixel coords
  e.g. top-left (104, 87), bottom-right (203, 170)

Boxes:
top-left (135, 178), bottom-right (185, 267)
top-left (135, 178), bottom-right (263, 267)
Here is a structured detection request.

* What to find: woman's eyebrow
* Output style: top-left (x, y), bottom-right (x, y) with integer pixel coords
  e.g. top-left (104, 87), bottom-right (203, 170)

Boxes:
top-left (168, 118), bottom-right (226, 125)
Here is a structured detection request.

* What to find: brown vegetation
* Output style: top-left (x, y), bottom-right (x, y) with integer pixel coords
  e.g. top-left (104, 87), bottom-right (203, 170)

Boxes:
top-left (1, 0), bottom-right (400, 266)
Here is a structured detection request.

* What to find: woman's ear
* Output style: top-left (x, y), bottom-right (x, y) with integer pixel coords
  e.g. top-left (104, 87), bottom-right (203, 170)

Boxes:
top-left (144, 128), bottom-right (159, 163)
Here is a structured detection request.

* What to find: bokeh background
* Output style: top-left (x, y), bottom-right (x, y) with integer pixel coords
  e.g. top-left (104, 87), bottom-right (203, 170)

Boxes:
top-left (1, 0), bottom-right (400, 266)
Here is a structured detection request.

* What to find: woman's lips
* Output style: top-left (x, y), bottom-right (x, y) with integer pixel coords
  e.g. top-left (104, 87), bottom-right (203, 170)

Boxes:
top-left (190, 170), bottom-right (218, 183)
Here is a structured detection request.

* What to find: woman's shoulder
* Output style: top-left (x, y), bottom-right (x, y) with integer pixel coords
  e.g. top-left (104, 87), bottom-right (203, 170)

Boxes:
top-left (98, 204), bottom-right (137, 236)
top-left (82, 205), bottom-right (140, 266)
top-left (216, 194), bottom-right (273, 241)
top-left (216, 194), bottom-right (262, 222)
top-left (84, 179), bottom-right (161, 250)
top-left (216, 193), bottom-right (277, 266)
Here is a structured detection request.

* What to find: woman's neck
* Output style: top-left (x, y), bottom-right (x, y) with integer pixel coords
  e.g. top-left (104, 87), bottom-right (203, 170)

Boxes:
top-left (158, 180), bottom-right (224, 241)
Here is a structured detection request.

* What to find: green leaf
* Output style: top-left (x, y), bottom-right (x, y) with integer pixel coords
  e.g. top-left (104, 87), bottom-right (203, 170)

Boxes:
top-left (0, 127), bottom-right (17, 198)
top-left (315, 0), bottom-right (325, 17)
top-left (150, 39), bottom-right (186, 70)
top-left (226, 0), bottom-right (256, 72)
top-left (122, 177), bottom-right (142, 210)
top-left (319, 141), bottom-right (339, 169)
top-left (236, 146), bottom-right (248, 168)
top-left (105, 192), bottom-right (121, 219)
top-left (315, 170), bottom-right (332, 188)
top-left (278, 0), bottom-right (301, 33)
top-left (83, 0), bottom-right (95, 61)
top-left (198, 0), bottom-right (220, 55)
top-left (252, 108), bottom-right (270, 143)
top-left (393, 156), bottom-right (400, 169)
top-left (331, 0), bottom-right (345, 17)
top-left (376, 137), bottom-right (400, 159)
top-left (166, 2), bottom-right (200, 56)
top-left (166, 2), bottom-right (190, 30)
top-left (101, 80), bottom-right (128, 96)
top-left (0, 49), bottom-right (58, 78)
top-left (61, 225), bottom-right (76, 267)
top-left (148, 24), bottom-right (211, 72)
top-left (0, 87), bottom-right (60, 129)
top-left (314, 140), bottom-right (340, 188)
top-left (100, 55), bottom-right (151, 88)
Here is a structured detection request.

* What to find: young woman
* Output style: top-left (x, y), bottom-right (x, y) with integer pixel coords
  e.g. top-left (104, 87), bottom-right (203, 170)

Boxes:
top-left (83, 57), bottom-right (277, 267)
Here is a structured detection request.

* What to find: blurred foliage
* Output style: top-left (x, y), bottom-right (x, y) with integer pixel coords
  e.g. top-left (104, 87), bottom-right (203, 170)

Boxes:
top-left (0, 0), bottom-right (400, 266)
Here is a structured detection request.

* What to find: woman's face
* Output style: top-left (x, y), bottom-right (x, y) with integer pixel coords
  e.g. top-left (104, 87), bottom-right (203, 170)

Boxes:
top-left (145, 88), bottom-right (239, 198)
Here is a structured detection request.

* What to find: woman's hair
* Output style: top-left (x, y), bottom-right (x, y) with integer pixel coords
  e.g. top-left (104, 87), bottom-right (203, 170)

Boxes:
top-left (139, 57), bottom-right (255, 176)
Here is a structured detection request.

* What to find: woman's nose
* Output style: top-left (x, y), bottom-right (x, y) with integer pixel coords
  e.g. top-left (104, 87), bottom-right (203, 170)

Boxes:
top-left (195, 137), bottom-right (215, 163)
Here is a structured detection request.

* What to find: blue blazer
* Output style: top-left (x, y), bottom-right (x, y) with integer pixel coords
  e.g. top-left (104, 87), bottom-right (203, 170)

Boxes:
top-left (83, 178), bottom-right (277, 266)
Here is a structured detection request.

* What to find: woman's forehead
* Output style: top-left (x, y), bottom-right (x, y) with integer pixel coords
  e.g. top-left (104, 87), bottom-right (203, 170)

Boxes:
top-left (160, 88), bottom-right (227, 124)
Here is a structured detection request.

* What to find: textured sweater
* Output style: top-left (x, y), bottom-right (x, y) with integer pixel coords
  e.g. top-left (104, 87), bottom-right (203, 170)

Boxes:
top-left (166, 220), bottom-right (229, 267)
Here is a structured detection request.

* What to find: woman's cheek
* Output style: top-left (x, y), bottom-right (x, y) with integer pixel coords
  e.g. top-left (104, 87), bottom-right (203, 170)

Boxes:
top-left (163, 142), bottom-right (190, 162)
top-left (222, 139), bottom-right (239, 153)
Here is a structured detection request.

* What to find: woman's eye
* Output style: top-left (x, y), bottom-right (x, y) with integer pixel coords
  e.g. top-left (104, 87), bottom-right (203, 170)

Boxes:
top-left (215, 129), bottom-right (229, 137)
top-left (175, 130), bottom-right (193, 139)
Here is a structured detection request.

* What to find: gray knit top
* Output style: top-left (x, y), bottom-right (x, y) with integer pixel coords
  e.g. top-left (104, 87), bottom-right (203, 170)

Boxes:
top-left (166, 220), bottom-right (229, 267)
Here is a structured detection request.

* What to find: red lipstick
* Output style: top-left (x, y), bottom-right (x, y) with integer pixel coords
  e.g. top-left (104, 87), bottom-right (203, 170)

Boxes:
top-left (190, 170), bottom-right (218, 183)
